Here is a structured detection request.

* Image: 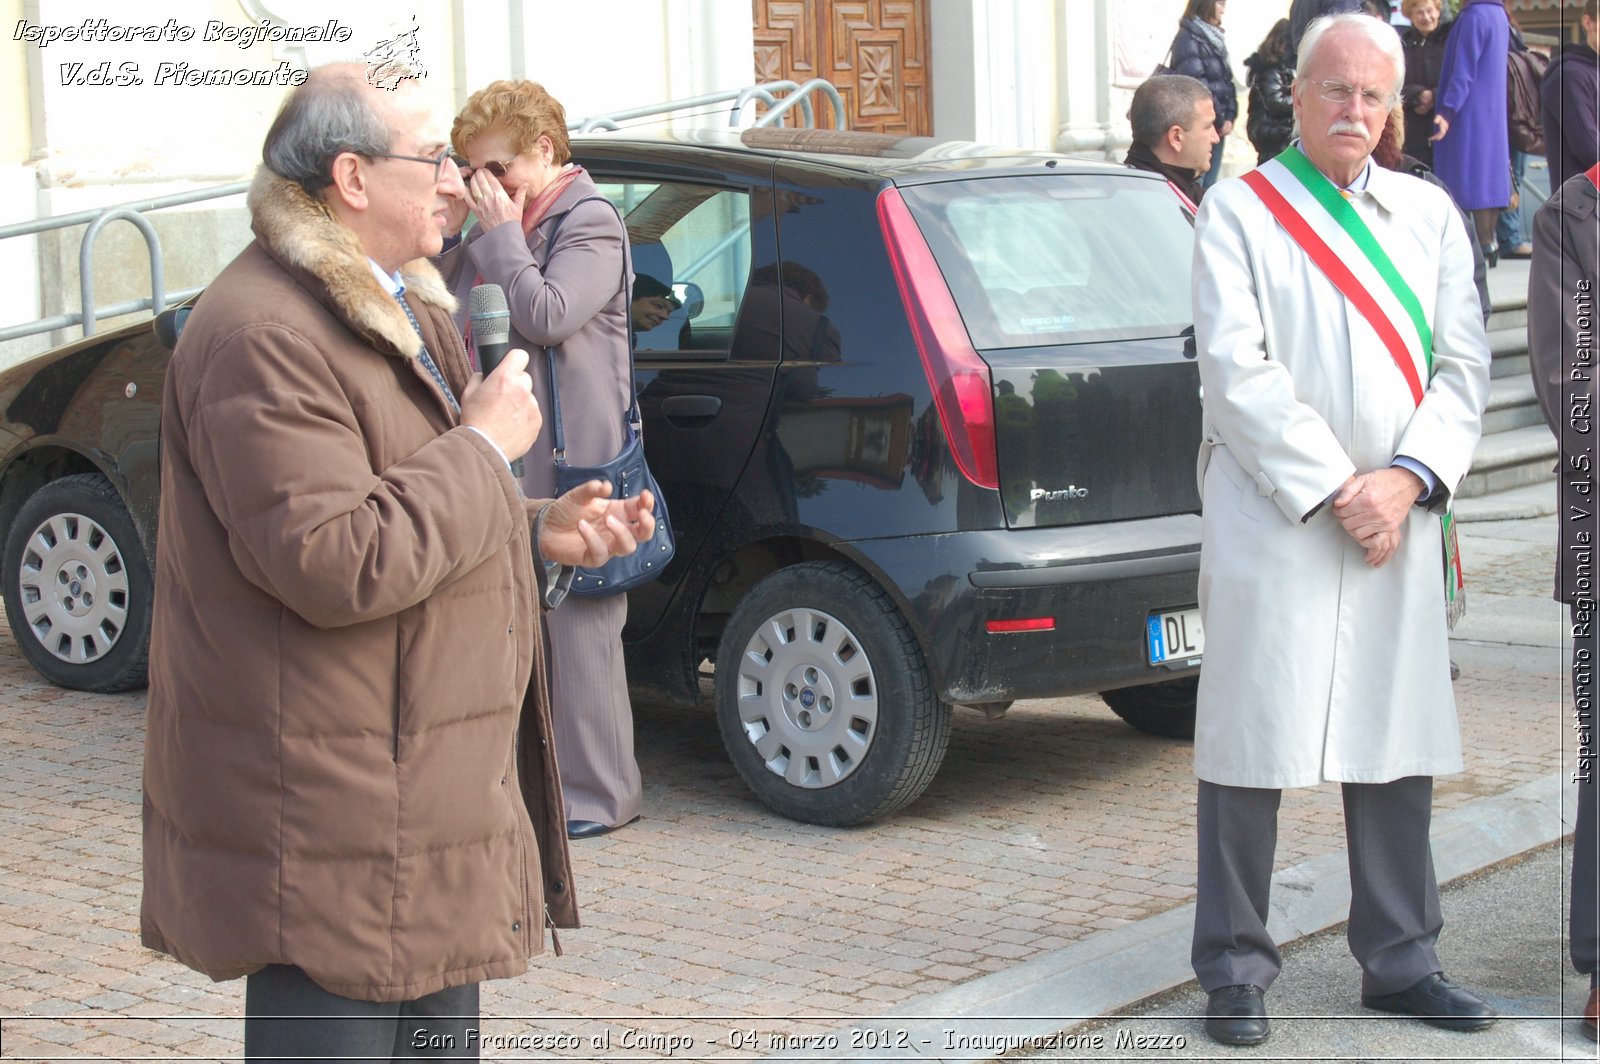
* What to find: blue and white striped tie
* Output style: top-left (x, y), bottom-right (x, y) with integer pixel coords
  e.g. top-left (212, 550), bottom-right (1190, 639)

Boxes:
top-left (394, 291), bottom-right (459, 413)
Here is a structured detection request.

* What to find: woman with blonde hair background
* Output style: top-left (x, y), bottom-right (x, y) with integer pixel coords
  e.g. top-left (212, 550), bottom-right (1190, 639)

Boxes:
top-left (437, 80), bottom-right (642, 839)
top-left (1399, 0), bottom-right (1451, 167)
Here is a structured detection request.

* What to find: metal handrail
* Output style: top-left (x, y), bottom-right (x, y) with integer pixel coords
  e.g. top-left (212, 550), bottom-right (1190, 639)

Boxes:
top-left (3, 79), bottom-right (845, 348)
top-left (568, 78), bottom-right (844, 133)
top-left (0, 180), bottom-right (249, 344)
top-left (745, 80), bottom-right (846, 130)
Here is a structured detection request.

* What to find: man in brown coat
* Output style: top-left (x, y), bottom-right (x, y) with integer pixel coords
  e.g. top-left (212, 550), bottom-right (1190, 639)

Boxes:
top-left (141, 64), bottom-right (654, 1057)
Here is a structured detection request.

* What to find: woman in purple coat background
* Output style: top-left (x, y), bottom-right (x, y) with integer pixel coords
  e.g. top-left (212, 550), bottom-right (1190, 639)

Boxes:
top-left (1430, 0), bottom-right (1511, 260)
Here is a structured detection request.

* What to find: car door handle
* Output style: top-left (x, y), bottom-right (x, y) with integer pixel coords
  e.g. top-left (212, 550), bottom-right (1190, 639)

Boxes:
top-left (661, 395), bottom-right (722, 419)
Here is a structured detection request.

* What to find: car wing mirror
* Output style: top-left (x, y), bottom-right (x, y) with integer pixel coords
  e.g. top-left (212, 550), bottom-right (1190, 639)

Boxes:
top-left (673, 282), bottom-right (705, 321)
top-left (154, 307), bottom-right (192, 352)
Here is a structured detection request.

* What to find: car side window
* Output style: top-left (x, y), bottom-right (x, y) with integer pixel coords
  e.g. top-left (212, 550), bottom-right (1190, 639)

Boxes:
top-left (593, 181), bottom-right (752, 359)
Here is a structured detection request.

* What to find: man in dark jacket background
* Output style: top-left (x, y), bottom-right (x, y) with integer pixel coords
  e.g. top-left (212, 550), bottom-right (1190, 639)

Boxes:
top-left (142, 63), bottom-right (655, 1058)
top-left (1125, 74), bottom-right (1220, 208)
top-left (1528, 164), bottom-right (1600, 1043)
top-left (1289, 0), bottom-right (1364, 58)
top-left (1541, 0), bottom-right (1599, 189)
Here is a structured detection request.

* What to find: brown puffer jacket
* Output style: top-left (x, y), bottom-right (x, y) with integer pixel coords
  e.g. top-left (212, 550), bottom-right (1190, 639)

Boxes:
top-left (141, 168), bottom-right (576, 1003)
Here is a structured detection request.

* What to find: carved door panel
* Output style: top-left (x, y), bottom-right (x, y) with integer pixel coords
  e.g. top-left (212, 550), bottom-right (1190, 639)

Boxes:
top-left (753, 0), bottom-right (932, 136)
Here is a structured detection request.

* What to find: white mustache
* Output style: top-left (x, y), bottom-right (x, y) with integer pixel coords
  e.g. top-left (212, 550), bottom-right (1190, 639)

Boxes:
top-left (1327, 120), bottom-right (1369, 138)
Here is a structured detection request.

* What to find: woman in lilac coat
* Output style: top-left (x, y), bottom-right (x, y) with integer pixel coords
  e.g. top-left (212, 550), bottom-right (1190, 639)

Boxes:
top-left (436, 81), bottom-right (643, 840)
top-left (1430, 0), bottom-right (1511, 258)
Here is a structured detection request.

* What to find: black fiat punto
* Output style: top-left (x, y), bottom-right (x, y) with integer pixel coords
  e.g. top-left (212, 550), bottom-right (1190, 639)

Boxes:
top-left (0, 127), bottom-right (1203, 826)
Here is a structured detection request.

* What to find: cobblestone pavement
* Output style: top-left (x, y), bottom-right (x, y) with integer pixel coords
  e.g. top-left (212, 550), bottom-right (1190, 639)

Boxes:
top-left (0, 517), bottom-right (1569, 1061)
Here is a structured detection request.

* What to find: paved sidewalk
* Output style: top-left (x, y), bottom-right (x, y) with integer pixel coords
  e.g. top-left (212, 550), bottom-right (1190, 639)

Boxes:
top-left (1054, 839), bottom-right (1594, 1062)
top-left (0, 514), bottom-right (1575, 1061)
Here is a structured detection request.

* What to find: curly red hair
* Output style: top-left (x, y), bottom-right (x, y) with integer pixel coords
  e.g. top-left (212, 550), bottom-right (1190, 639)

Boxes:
top-left (451, 80), bottom-right (571, 164)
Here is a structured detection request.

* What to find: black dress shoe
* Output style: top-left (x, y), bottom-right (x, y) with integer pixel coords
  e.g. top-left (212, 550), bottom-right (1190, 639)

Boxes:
top-left (1582, 985), bottom-right (1598, 1041)
top-left (1361, 973), bottom-right (1496, 1031)
top-left (1204, 984), bottom-right (1269, 1046)
top-left (566, 815), bottom-right (640, 839)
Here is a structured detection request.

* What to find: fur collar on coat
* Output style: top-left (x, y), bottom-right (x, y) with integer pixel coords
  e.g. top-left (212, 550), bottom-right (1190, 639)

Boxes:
top-left (245, 167), bottom-right (457, 362)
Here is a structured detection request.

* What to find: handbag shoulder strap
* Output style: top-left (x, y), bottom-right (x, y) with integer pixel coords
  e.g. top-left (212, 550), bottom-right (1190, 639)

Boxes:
top-left (539, 194), bottom-right (638, 464)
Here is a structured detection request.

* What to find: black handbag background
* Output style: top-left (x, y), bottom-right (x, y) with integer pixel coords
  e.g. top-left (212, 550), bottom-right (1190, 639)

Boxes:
top-left (544, 196), bottom-right (675, 597)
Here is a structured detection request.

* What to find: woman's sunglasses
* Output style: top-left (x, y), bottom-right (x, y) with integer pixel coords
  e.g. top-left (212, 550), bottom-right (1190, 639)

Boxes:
top-left (454, 155), bottom-right (513, 180)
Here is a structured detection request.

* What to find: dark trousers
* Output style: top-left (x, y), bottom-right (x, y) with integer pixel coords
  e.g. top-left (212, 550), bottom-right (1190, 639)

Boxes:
top-left (1576, 772), bottom-right (1597, 978)
top-left (1573, 602), bottom-right (1599, 979)
top-left (1192, 776), bottom-right (1443, 996)
top-left (244, 964), bottom-right (479, 1063)
top-left (1201, 136), bottom-right (1226, 189)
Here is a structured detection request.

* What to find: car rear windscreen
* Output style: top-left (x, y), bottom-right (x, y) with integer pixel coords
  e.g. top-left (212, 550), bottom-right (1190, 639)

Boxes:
top-left (899, 174), bottom-right (1194, 350)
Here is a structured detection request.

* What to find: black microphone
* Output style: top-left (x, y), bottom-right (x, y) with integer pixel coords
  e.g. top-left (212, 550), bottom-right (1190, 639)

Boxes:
top-left (467, 283), bottom-right (523, 477)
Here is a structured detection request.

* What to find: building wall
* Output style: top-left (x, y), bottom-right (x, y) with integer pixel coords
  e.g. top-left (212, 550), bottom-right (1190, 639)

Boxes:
top-left (0, 0), bottom-right (752, 368)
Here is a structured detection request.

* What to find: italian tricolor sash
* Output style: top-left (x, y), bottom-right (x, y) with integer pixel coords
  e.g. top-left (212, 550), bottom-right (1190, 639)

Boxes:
top-left (1243, 146), bottom-right (1465, 625)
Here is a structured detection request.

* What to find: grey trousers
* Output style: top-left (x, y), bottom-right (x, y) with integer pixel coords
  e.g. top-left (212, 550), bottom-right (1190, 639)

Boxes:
top-left (1192, 776), bottom-right (1443, 996)
top-left (545, 593), bottom-right (642, 826)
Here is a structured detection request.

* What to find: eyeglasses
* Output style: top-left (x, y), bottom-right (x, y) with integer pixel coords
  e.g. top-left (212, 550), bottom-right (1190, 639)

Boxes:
top-left (368, 147), bottom-right (457, 182)
top-left (1314, 80), bottom-right (1396, 110)
top-left (457, 156), bottom-right (516, 180)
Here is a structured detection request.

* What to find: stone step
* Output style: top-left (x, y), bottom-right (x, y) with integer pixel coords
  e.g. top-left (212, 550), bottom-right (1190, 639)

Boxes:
top-left (1482, 376), bottom-right (1546, 435)
top-left (1458, 264), bottom-right (1548, 512)
top-left (1490, 351), bottom-right (1531, 381)
top-left (1487, 301), bottom-right (1527, 332)
top-left (1452, 478), bottom-right (1557, 522)
top-left (1486, 323), bottom-right (1528, 380)
top-left (1458, 424), bottom-right (1558, 498)
top-left (1488, 325), bottom-right (1527, 358)
top-left (1482, 403), bottom-right (1547, 436)
top-left (1486, 373), bottom-right (1536, 410)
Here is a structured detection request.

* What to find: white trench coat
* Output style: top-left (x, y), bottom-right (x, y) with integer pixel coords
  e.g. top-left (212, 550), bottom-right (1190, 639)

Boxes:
top-left (1191, 162), bottom-right (1491, 789)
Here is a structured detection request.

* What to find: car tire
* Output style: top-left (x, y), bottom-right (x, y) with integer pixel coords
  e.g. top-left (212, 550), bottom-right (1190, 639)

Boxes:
top-left (714, 561), bottom-right (951, 827)
top-left (3, 473), bottom-right (152, 692)
top-left (1100, 676), bottom-right (1198, 739)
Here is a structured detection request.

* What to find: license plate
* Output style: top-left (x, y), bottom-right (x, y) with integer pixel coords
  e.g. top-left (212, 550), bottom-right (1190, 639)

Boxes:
top-left (1148, 608), bottom-right (1204, 666)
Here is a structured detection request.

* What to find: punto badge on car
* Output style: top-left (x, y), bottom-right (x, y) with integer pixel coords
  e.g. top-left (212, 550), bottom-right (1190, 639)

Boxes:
top-left (1029, 485), bottom-right (1089, 502)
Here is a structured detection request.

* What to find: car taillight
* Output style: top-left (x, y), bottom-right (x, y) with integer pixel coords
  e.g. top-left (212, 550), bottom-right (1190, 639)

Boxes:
top-left (985, 617), bottom-right (1056, 634)
top-left (876, 187), bottom-right (999, 490)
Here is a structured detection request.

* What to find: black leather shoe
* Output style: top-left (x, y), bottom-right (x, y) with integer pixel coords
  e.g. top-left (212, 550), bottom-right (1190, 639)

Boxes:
top-left (1361, 973), bottom-right (1496, 1031)
top-left (566, 815), bottom-right (640, 839)
top-left (1204, 984), bottom-right (1269, 1046)
top-left (1582, 985), bottom-right (1597, 1042)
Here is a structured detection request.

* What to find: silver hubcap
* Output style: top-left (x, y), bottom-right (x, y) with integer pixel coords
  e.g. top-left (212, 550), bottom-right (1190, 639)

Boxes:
top-left (17, 511), bottom-right (129, 665)
top-left (733, 605), bottom-right (878, 788)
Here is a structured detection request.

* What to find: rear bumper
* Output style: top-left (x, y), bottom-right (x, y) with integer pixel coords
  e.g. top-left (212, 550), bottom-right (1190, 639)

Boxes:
top-left (848, 514), bottom-right (1202, 705)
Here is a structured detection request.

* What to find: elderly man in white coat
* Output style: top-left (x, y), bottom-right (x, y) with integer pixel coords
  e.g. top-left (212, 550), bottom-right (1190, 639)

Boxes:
top-left (1187, 13), bottom-right (1494, 1048)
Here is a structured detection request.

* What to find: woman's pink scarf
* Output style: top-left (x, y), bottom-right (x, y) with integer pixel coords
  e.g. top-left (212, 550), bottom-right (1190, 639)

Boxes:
top-left (520, 164), bottom-right (585, 236)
